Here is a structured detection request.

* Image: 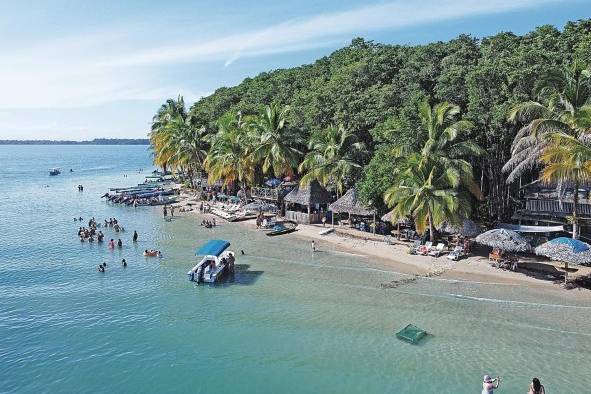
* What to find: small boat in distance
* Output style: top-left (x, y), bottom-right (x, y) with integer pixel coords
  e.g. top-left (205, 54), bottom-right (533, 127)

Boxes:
top-left (266, 222), bottom-right (297, 236)
top-left (49, 168), bottom-right (61, 176)
top-left (188, 240), bottom-right (236, 284)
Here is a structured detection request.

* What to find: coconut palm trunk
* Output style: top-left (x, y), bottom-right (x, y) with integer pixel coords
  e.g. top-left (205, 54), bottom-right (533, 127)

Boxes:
top-left (573, 180), bottom-right (579, 240)
top-left (428, 208), bottom-right (435, 243)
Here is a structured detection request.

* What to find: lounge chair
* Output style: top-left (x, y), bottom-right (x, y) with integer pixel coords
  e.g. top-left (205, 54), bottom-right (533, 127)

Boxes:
top-left (428, 243), bottom-right (445, 257)
top-left (417, 241), bottom-right (432, 255)
top-left (446, 246), bottom-right (463, 261)
top-left (409, 240), bottom-right (421, 254)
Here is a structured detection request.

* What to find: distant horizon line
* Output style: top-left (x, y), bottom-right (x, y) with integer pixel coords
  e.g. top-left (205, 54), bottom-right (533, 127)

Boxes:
top-left (0, 138), bottom-right (150, 145)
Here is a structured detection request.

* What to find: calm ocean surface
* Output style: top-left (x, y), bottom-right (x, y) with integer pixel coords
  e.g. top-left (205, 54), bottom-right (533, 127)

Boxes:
top-left (1, 145), bottom-right (590, 393)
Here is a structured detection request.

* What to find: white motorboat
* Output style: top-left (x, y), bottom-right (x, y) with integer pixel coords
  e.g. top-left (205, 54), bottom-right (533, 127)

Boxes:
top-left (187, 239), bottom-right (236, 284)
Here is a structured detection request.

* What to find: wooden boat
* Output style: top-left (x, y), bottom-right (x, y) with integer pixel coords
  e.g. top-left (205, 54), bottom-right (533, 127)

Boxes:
top-left (228, 214), bottom-right (257, 222)
top-left (266, 222), bottom-right (297, 236)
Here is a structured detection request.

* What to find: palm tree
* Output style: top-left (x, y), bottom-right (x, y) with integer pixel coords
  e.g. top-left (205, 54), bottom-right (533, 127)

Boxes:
top-left (384, 100), bottom-right (483, 241)
top-left (504, 62), bottom-right (591, 183)
top-left (299, 124), bottom-right (366, 197)
top-left (161, 117), bottom-right (209, 187)
top-left (205, 112), bottom-right (256, 188)
top-left (249, 103), bottom-right (302, 178)
top-left (384, 155), bottom-right (472, 241)
top-left (504, 63), bottom-right (591, 238)
top-left (539, 133), bottom-right (591, 238)
top-left (150, 96), bottom-right (188, 171)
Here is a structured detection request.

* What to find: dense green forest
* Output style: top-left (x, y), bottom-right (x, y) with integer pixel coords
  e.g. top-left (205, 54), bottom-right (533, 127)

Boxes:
top-left (151, 18), bottom-right (591, 227)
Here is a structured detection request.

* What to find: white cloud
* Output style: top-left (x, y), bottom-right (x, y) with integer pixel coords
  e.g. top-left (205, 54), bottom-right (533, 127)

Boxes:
top-left (0, 0), bottom-right (562, 139)
top-left (104, 0), bottom-right (559, 68)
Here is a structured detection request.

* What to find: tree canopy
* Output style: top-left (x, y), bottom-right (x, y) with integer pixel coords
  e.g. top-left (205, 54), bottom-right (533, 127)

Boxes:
top-left (151, 19), bottom-right (591, 224)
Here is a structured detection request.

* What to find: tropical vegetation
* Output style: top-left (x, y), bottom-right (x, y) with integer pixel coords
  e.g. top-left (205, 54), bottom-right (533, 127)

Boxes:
top-left (149, 19), bottom-right (591, 238)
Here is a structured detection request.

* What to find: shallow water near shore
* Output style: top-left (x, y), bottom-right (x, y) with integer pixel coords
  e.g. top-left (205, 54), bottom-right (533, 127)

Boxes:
top-left (1, 145), bottom-right (590, 393)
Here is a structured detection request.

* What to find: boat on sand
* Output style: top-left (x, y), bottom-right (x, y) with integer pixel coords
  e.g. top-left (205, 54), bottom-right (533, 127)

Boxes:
top-left (266, 222), bottom-right (297, 236)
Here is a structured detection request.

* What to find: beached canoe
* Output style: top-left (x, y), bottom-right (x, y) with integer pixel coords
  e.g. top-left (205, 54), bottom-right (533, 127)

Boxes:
top-left (266, 222), bottom-right (297, 236)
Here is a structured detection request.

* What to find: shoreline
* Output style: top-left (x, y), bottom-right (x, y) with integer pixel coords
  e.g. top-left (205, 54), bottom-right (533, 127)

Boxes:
top-left (177, 203), bottom-right (591, 298)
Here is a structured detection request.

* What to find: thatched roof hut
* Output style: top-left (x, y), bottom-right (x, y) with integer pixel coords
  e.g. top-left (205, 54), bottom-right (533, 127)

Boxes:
top-left (283, 180), bottom-right (332, 206)
top-left (438, 219), bottom-right (481, 237)
top-left (329, 188), bottom-right (375, 216)
top-left (283, 180), bottom-right (332, 224)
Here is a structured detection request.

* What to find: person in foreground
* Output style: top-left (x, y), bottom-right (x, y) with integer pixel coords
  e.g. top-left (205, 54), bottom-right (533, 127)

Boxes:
top-left (528, 377), bottom-right (545, 394)
top-left (482, 375), bottom-right (500, 393)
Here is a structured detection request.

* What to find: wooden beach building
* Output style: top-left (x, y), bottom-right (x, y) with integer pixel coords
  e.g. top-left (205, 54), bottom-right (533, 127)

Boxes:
top-left (329, 187), bottom-right (376, 232)
top-left (283, 180), bottom-right (332, 224)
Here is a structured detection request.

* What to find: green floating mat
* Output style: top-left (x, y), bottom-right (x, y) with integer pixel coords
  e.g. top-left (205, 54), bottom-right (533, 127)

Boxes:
top-left (396, 324), bottom-right (428, 344)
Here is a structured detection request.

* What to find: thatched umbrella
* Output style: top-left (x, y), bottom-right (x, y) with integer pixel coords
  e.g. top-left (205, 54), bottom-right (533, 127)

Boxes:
top-left (381, 210), bottom-right (411, 237)
top-left (329, 188), bottom-right (376, 231)
top-left (381, 210), bottom-right (412, 225)
top-left (535, 237), bottom-right (591, 283)
top-left (475, 229), bottom-right (531, 252)
top-left (438, 219), bottom-right (481, 237)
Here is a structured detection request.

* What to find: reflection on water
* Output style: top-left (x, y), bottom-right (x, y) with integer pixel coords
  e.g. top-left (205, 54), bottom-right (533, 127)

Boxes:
top-left (0, 145), bottom-right (590, 394)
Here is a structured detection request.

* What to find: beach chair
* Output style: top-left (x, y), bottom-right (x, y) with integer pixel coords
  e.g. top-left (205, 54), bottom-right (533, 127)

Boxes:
top-left (446, 246), bottom-right (464, 261)
top-left (428, 243), bottom-right (445, 257)
top-left (409, 240), bottom-right (421, 254)
top-left (417, 241), bottom-right (432, 255)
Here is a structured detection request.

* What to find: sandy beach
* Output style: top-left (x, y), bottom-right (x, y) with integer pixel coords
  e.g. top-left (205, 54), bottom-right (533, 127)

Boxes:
top-left (175, 197), bottom-right (591, 297)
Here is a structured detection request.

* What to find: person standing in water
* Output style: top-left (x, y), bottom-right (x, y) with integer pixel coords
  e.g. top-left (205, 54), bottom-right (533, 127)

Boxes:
top-left (528, 378), bottom-right (545, 394)
top-left (163, 205), bottom-right (168, 217)
top-left (482, 375), bottom-right (500, 394)
top-left (122, 259), bottom-right (127, 267)
top-left (311, 240), bottom-right (316, 252)
top-left (133, 231), bottom-right (138, 242)
top-left (117, 239), bottom-right (123, 248)
top-left (170, 206), bottom-right (175, 217)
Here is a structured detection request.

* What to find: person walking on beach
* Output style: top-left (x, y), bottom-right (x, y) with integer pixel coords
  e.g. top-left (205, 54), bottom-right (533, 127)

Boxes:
top-left (133, 231), bottom-right (138, 242)
top-left (171, 205), bottom-right (175, 217)
top-left (528, 378), bottom-right (545, 394)
top-left (482, 375), bottom-right (500, 393)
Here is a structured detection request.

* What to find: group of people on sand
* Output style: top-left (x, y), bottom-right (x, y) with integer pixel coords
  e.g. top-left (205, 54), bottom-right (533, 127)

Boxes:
top-left (481, 375), bottom-right (545, 394)
top-left (200, 218), bottom-right (216, 228)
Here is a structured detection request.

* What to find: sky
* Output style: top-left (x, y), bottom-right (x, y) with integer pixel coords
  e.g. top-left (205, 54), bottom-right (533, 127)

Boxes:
top-left (0, 0), bottom-right (589, 140)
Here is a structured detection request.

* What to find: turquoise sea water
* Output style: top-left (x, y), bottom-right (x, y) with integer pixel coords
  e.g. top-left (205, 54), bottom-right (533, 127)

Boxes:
top-left (1, 145), bottom-right (590, 393)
